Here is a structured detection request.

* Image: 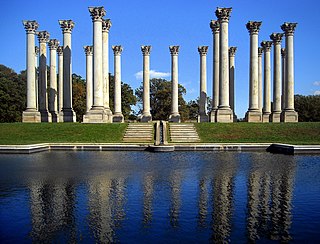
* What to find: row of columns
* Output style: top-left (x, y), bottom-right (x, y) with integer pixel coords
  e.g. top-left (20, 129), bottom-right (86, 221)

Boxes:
top-left (22, 20), bottom-right (76, 122)
top-left (245, 21), bottom-right (298, 122)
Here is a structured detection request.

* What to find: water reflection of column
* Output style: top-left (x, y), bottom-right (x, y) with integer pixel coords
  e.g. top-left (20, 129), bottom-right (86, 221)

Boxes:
top-left (111, 178), bottom-right (126, 226)
top-left (169, 171), bottom-right (182, 227)
top-left (211, 154), bottom-right (236, 243)
top-left (198, 178), bottom-right (209, 227)
top-left (143, 173), bottom-right (154, 226)
top-left (88, 176), bottom-right (113, 243)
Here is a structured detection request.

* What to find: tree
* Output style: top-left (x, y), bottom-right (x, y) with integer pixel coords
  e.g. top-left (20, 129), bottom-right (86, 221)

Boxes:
top-left (72, 74), bottom-right (86, 122)
top-left (295, 94), bottom-right (320, 122)
top-left (135, 78), bottom-right (189, 121)
top-left (0, 65), bottom-right (26, 122)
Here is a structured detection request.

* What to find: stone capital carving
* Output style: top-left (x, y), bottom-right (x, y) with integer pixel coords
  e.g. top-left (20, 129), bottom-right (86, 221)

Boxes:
top-left (112, 45), bottom-right (123, 55)
top-left (261, 41), bottom-right (273, 52)
top-left (89, 7), bottom-right (106, 22)
top-left (169, 46), bottom-right (180, 55)
top-left (258, 47), bottom-right (263, 57)
top-left (210, 20), bottom-right (220, 34)
top-left (270, 33), bottom-right (284, 44)
top-left (198, 46), bottom-right (209, 56)
top-left (229, 46), bottom-right (237, 57)
top-left (102, 19), bottom-right (112, 32)
top-left (37, 31), bottom-right (50, 43)
top-left (84, 45), bottom-right (93, 55)
top-left (57, 46), bottom-right (63, 55)
top-left (48, 39), bottom-right (60, 50)
top-left (281, 48), bottom-right (286, 57)
top-left (59, 20), bottom-right (75, 33)
top-left (35, 46), bottom-right (39, 56)
top-left (215, 7), bottom-right (232, 22)
top-left (246, 21), bottom-right (262, 35)
top-left (23, 20), bottom-right (39, 34)
top-left (141, 45), bottom-right (152, 55)
top-left (281, 22), bottom-right (297, 36)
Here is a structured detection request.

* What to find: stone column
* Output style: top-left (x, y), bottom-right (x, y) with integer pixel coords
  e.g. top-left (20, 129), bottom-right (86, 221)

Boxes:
top-left (141, 45), bottom-right (152, 122)
top-left (270, 33), bottom-right (284, 122)
top-left (281, 48), bottom-right (286, 111)
top-left (35, 46), bottom-right (39, 111)
top-left (245, 21), bottom-right (262, 122)
top-left (112, 45), bottom-right (124, 123)
top-left (59, 20), bottom-right (76, 122)
top-left (215, 7), bottom-right (233, 123)
top-left (57, 46), bottom-right (63, 114)
top-left (258, 47), bottom-right (263, 112)
top-left (102, 19), bottom-right (112, 116)
top-left (209, 20), bottom-right (220, 122)
top-left (48, 39), bottom-right (59, 122)
top-left (169, 46), bottom-right (180, 122)
top-left (261, 41), bottom-right (272, 122)
top-left (198, 46), bottom-right (209, 123)
top-left (229, 46), bottom-right (237, 122)
top-left (84, 46), bottom-right (93, 113)
top-left (22, 21), bottom-right (41, 122)
top-left (37, 31), bottom-right (52, 122)
top-left (281, 22), bottom-right (298, 122)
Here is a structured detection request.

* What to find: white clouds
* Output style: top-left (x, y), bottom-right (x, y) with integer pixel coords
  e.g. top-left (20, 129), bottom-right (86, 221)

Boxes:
top-left (313, 81), bottom-right (320, 86)
top-left (135, 70), bottom-right (170, 80)
top-left (314, 90), bottom-right (320, 95)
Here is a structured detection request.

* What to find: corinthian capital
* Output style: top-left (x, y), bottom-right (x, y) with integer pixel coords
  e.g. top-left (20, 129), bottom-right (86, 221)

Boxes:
top-left (102, 19), bottom-right (112, 32)
top-left (37, 31), bottom-right (50, 43)
top-left (169, 46), bottom-right (180, 55)
top-left (59, 20), bottom-right (75, 33)
top-left (215, 7), bottom-right (232, 22)
top-left (57, 46), bottom-right (63, 55)
top-left (84, 45), bottom-right (93, 55)
top-left (112, 45), bottom-right (123, 55)
top-left (281, 22), bottom-right (297, 36)
top-left (141, 46), bottom-right (152, 55)
top-left (246, 21), bottom-right (262, 35)
top-left (270, 33), bottom-right (284, 44)
top-left (23, 20), bottom-right (39, 34)
top-left (261, 41), bottom-right (272, 52)
top-left (198, 46), bottom-right (209, 56)
top-left (48, 39), bottom-right (60, 50)
top-left (89, 7), bottom-right (106, 22)
top-left (258, 47), bottom-right (263, 57)
top-left (229, 46), bottom-right (237, 57)
top-left (210, 20), bottom-right (220, 34)
top-left (281, 48), bottom-right (286, 57)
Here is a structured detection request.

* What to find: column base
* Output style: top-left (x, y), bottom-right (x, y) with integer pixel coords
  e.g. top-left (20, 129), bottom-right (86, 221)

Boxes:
top-left (50, 111), bottom-right (59, 122)
top-left (141, 114), bottom-right (152, 122)
top-left (83, 108), bottom-right (113, 123)
top-left (216, 108), bottom-right (233, 123)
top-left (59, 108), bottom-right (76, 122)
top-left (113, 113), bottom-right (124, 123)
top-left (209, 109), bottom-right (217, 122)
top-left (262, 112), bottom-right (271, 123)
top-left (197, 113), bottom-right (208, 123)
top-left (281, 110), bottom-right (298, 122)
top-left (22, 110), bottom-right (41, 123)
top-left (40, 110), bottom-right (52, 122)
top-left (245, 110), bottom-right (262, 122)
top-left (271, 111), bottom-right (281, 123)
top-left (169, 113), bottom-right (180, 123)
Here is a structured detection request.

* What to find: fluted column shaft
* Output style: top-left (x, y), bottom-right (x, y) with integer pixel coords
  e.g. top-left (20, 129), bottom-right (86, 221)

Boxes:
top-left (169, 46), bottom-right (180, 122)
top-left (141, 46), bottom-right (152, 122)
top-left (258, 47), bottom-right (263, 111)
top-left (261, 41), bottom-right (272, 122)
top-left (281, 48), bottom-right (286, 111)
top-left (102, 19), bottom-right (111, 110)
top-left (84, 46), bottom-right (93, 112)
top-left (229, 47), bottom-right (237, 117)
top-left (48, 39), bottom-right (59, 121)
top-left (57, 46), bottom-right (63, 113)
top-left (198, 46), bottom-right (208, 122)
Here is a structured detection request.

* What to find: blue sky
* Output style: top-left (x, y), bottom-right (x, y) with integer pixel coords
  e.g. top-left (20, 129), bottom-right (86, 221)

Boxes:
top-left (1, 0), bottom-right (319, 118)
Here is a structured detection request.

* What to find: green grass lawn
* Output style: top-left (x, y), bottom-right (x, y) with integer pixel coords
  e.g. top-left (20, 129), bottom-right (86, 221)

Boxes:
top-left (194, 122), bottom-right (320, 144)
top-left (0, 123), bottom-right (128, 144)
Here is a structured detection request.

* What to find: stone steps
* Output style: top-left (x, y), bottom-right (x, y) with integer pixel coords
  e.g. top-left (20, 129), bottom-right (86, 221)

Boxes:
top-left (169, 123), bottom-right (200, 143)
top-left (123, 123), bottom-right (154, 142)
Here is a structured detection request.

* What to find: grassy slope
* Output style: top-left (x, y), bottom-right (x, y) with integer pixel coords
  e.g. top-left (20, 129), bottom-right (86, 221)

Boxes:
top-left (194, 122), bottom-right (320, 144)
top-left (0, 123), bottom-right (128, 144)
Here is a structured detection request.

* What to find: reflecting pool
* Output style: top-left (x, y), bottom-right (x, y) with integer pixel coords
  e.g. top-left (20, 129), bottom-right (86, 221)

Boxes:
top-left (0, 151), bottom-right (320, 243)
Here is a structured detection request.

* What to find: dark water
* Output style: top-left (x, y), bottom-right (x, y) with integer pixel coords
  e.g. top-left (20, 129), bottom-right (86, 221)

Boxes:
top-left (0, 151), bottom-right (319, 243)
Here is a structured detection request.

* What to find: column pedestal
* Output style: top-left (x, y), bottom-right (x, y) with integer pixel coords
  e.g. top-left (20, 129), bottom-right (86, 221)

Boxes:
top-left (280, 110), bottom-right (298, 122)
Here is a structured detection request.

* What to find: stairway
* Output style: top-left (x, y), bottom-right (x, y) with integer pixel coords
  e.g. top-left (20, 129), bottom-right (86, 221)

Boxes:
top-left (169, 123), bottom-right (200, 143)
top-left (123, 123), bottom-right (154, 142)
